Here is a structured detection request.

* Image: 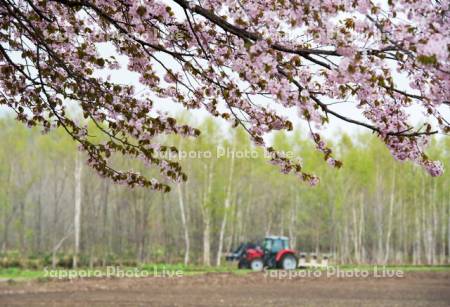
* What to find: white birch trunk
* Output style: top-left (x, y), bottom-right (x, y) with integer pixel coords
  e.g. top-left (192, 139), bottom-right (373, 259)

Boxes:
top-left (177, 183), bottom-right (190, 265)
top-left (359, 194), bottom-right (365, 263)
top-left (384, 167), bottom-right (396, 264)
top-left (202, 163), bottom-right (214, 266)
top-left (352, 206), bottom-right (359, 263)
top-left (73, 152), bottom-right (82, 269)
top-left (216, 147), bottom-right (235, 266)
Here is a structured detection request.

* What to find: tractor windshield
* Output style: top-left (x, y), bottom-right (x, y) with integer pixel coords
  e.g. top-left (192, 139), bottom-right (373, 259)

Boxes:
top-left (263, 237), bottom-right (289, 253)
top-left (272, 239), bottom-right (285, 252)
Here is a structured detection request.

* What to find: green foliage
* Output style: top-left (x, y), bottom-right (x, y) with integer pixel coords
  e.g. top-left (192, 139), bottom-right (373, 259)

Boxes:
top-left (0, 116), bottom-right (448, 267)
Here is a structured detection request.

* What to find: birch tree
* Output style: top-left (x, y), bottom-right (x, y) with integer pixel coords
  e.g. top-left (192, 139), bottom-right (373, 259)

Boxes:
top-left (73, 151), bottom-right (82, 269)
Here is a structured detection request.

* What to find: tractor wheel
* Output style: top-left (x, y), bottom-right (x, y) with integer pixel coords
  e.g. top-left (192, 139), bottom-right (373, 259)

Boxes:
top-left (250, 258), bottom-right (264, 271)
top-left (281, 254), bottom-right (297, 270)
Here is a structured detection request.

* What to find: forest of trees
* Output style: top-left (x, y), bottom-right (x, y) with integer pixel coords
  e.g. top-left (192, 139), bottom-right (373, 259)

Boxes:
top-left (0, 116), bottom-right (448, 267)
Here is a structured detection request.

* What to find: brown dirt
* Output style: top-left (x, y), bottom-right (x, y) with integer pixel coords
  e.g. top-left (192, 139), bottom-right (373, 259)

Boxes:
top-left (0, 271), bottom-right (449, 306)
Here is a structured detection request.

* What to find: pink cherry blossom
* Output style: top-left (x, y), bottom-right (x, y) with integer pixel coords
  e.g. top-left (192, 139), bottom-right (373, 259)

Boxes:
top-left (0, 0), bottom-right (447, 190)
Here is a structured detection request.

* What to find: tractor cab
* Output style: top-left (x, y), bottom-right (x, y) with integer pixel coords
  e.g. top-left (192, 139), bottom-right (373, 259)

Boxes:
top-left (263, 236), bottom-right (290, 254)
top-left (262, 236), bottom-right (291, 268)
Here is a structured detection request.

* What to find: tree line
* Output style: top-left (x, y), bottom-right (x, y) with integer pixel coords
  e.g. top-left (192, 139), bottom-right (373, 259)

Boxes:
top-left (0, 117), bottom-right (448, 267)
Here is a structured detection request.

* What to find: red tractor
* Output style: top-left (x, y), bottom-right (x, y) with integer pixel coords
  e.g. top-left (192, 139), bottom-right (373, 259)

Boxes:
top-left (226, 236), bottom-right (298, 271)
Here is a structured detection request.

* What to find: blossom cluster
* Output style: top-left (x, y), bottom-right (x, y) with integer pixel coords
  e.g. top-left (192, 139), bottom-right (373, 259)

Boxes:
top-left (0, 0), bottom-right (447, 189)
